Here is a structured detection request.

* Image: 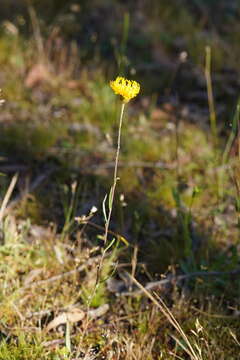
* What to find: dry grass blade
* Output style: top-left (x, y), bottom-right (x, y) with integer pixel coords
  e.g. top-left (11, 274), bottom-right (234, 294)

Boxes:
top-left (0, 173), bottom-right (18, 223)
top-left (129, 275), bottom-right (202, 360)
top-left (6, 168), bottom-right (54, 213)
top-left (28, 4), bottom-right (45, 59)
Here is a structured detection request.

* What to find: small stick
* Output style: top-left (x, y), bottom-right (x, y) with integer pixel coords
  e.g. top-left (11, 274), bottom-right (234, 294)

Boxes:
top-left (120, 267), bottom-right (240, 296)
top-left (22, 256), bottom-right (101, 290)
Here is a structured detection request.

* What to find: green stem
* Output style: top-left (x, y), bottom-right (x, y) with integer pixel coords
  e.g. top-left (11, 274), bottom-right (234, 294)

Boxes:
top-left (205, 46), bottom-right (217, 147)
top-left (104, 102), bottom-right (125, 243)
top-left (79, 104), bottom-right (126, 349)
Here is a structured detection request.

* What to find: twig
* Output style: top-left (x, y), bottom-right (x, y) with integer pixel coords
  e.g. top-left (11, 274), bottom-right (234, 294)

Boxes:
top-left (76, 160), bottom-right (229, 174)
top-left (0, 164), bottom-right (28, 172)
top-left (120, 267), bottom-right (240, 296)
top-left (22, 256), bottom-right (101, 290)
top-left (88, 161), bottom-right (175, 170)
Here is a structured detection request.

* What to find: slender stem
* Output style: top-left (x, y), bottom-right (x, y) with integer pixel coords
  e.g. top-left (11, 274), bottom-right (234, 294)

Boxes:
top-left (104, 102), bottom-right (125, 243)
top-left (238, 109), bottom-right (240, 163)
top-left (79, 103), bottom-right (126, 351)
top-left (205, 46), bottom-right (217, 147)
top-left (175, 109), bottom-right (180, 185)
top-left (114, 102), bottom-right (125, 196)
top-left (205, 46), bottom-right (221, 204)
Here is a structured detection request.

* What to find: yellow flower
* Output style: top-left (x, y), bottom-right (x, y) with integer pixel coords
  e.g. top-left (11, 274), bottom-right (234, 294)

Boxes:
top-left (110, 76), bottom-right (140, 103)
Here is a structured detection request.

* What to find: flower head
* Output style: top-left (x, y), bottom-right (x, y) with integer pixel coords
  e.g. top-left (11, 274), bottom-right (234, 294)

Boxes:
top-left (110, 76), bottom-right (140, 103)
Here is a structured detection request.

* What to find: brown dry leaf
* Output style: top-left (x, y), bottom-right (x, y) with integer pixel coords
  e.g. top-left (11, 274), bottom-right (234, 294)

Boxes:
top-left (45, 304), bottom-right (109, 332)
top-left (151, 108), bottom-right (170, 122)
top-left (66, 80), bottom-right (79, 89)
top-left (45, 308), bottom-right (85, 333)
top-left (67, 308), bottom-right (85, 322)
top-left (88, 304), bottom-right (109, 319)
top-left (42, 339), bottom-right (65, 349)
top-left (25, 63), bottom-right (51, 88)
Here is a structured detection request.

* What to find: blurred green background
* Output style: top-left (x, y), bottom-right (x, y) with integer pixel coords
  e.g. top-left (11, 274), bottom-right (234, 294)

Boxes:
top-left (0, 0), bottom-right (239, 269)
top-left (1, 0), bottom-right (240, 121)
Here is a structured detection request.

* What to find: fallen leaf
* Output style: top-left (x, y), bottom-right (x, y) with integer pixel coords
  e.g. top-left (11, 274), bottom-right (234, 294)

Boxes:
top-left (45, 304), bottom-right (109, 332)
top-left (46, 308), bottom-right (85, 332)
top-left (25, 63), bottom-right (51, 88)
top-left (88, 304), bottom-right (109, 319)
